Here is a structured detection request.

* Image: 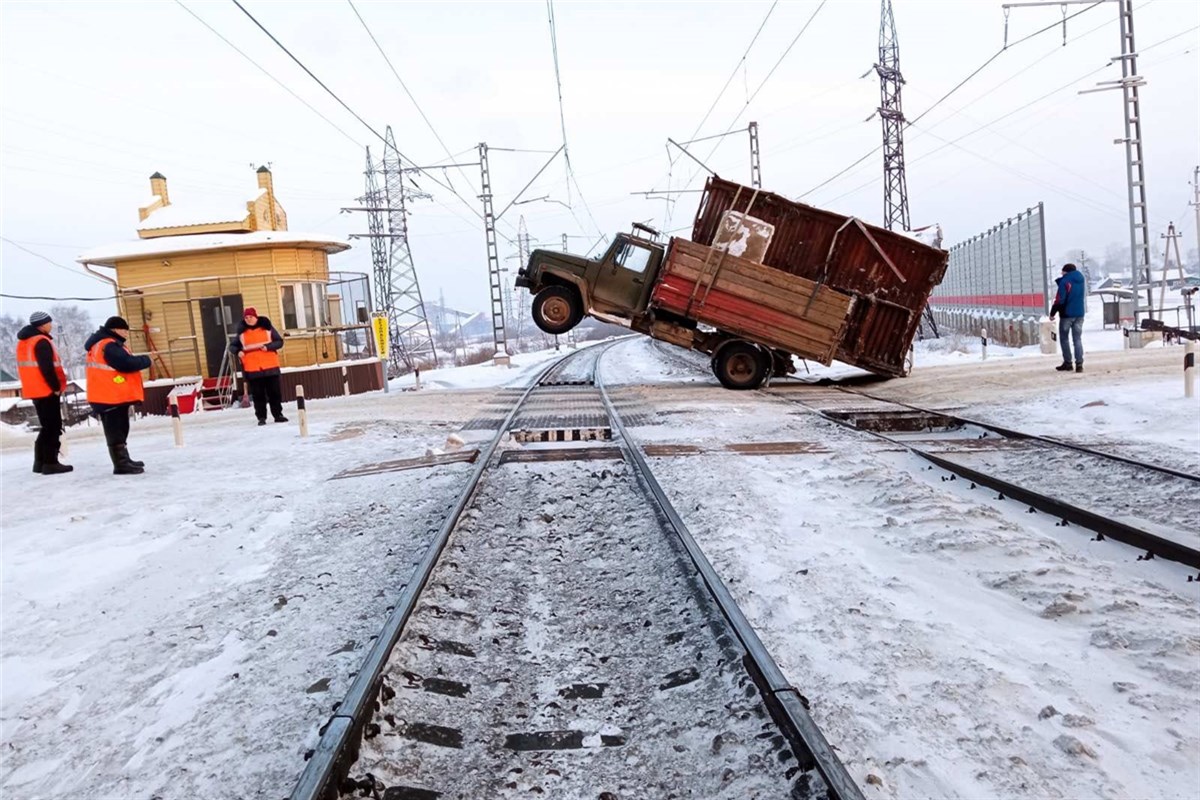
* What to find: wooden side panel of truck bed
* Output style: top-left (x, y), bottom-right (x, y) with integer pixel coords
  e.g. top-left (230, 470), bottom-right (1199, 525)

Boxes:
top-left (652, 238), bottom-right (855, 365)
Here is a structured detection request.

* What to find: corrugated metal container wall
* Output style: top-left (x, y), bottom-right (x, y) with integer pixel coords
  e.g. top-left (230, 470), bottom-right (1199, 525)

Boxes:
top-left (691, 177), bottom-right (949, 376)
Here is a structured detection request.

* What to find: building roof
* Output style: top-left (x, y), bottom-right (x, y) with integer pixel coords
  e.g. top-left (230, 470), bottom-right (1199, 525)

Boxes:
top-left (137, 189), bottom-right (267, 232)
top-left (78, 230), bottom-right (352, 267)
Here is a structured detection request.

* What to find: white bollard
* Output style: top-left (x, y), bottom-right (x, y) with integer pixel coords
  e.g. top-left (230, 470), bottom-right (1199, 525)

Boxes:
top-left (1186, 340), bottom-right (1196, 399)
top-left (414, 368), bottom-right (421, 391)
top-left (297, 385), bottom-right (309, 438)
top-left (168, 395), bottom-right (184, 447)
top-left (981, 327), bottom-right (989, 361)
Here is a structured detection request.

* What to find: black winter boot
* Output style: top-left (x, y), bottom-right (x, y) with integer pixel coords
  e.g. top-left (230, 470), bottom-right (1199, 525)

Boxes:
top-left (1075, 363), bottom-right (1083, 373)
top-left (110, 445), bottom-right (144, 475)
top-left (33, 443), bottom-right (43, 474)
top-left (1055, 363), bottom-right (1074, 372)
top-left (41, 457), bottom-right (74, 475)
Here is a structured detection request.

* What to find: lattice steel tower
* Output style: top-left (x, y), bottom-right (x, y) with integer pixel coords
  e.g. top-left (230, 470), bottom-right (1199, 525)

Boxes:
top-left (875, 0), bottom-right (910, 232)
top-left (380, 126), bottom-right (437, 370)
top-left (478, 142), bottom-right (508, 359)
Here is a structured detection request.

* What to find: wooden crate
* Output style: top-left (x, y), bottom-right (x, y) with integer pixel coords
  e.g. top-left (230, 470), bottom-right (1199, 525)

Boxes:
top-left (652, 238), bottom-right (854, 365)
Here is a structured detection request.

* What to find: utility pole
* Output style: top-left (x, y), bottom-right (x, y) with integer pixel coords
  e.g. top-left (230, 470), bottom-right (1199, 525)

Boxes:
top-left (748, 121), bottom-right (762, 189)
top-left (875, 0), bottom-right (910, 233)
top-left (562, 233), bottom-right (568, 252)
top-left (1006, 1), bottom-right (1153, 324)
top-left (1158, 222), bottom-right (1185, 316)
top-left (478, 142), bottom-right (509, 364)
top-left (1191, 166), bottom-right (1200, 262)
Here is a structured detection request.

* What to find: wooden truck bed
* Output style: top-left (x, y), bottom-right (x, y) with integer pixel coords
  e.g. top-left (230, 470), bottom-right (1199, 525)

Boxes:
top-left (651, 238), bottom-right (855, 365)
top-left (691, 177), bottom-right (949, 376)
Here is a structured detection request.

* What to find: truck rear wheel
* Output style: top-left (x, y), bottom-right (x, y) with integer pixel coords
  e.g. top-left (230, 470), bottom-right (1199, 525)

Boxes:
top-left (712, 341), bottom-right (770, 390)
top-left (532, 286), bottom-right (582, 335)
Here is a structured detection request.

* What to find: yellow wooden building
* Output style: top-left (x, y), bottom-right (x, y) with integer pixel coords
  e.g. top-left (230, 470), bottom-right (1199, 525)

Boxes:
top-left (78, 168), bottom-right (370, 385)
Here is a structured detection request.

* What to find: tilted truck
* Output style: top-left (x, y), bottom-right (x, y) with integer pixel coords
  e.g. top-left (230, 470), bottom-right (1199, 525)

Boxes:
top-left (515, 177), bottom-right (949, 389)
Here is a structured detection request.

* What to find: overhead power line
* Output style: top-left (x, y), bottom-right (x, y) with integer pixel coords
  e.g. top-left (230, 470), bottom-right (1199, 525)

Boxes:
top-left (665, 0), bottom-right (828, 228)
top-left (1, 292), bottom-right (114, 302)
top-left (1, 237), bottom-right (111, 284)
top-left (175, 0), bottom-right (361, 146)
top-left (654, 1), bottom-right (780, 192)
top-left (801, 0), bottom-right (1106, 199)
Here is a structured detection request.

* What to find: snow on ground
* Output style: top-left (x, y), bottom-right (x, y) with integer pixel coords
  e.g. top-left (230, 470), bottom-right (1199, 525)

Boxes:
top-left (3, 329), bottom-right (1196, 799)
top-left (399, 342), bottom-right (602, 392)
top-left (0, 388), bottom-right (496, 798)
top-left (604, 336), bottom-right (1200, 799)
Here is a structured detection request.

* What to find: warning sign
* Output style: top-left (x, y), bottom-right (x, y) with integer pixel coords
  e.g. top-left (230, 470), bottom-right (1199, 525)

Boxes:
top-left (372, 315), bottom-right (389, 360)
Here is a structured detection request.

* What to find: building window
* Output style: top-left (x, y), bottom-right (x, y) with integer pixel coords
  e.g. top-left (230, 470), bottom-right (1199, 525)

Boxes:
top-left (280, 282), bottom-right (329, 329)
top-left (281, 285), bottom-right (299, 329)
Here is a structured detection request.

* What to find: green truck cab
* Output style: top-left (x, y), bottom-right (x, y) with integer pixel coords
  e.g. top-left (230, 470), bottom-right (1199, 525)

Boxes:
top-left (515, 225), bottom-right (665, 335)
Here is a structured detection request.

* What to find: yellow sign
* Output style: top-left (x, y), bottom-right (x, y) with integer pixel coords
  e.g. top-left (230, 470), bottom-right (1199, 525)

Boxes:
top-left (372, 315), bottom-right (389, 359)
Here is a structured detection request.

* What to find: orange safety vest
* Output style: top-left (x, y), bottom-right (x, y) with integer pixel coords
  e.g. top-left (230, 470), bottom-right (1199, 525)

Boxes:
top-left (16, 334), bottom-right (66, 399)
top-left (86, 337), bottom-right (144, 404)
top-left (239, 327), bottom-right (281, 374)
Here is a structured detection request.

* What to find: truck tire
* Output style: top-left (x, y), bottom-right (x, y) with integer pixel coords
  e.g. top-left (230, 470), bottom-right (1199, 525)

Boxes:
top-left (532, 286), bottom-right (582, 335)
top-left (712, 341), bottom-right (770, 390)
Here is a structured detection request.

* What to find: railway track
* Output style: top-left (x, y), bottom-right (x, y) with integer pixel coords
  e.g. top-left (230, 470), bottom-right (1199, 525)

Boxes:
top-left (647, 339), bottom-right (1200, 571)
top-left (292, 343), bottom-right (862, 800)
top-left (771, 386), bottom-right (1200, 572)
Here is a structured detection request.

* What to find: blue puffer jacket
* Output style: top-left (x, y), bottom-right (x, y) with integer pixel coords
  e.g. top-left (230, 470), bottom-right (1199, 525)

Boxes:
top-left (1054, 270), bottom-right (1087, 317)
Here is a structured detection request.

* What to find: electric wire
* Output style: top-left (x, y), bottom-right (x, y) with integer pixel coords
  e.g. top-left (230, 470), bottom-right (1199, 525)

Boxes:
top-left (801, 0), bottom-right (1106, 199)
top-left (1, 238), bottom-right (112, 284)
top-left (175, 0), bottom-right (362, 147)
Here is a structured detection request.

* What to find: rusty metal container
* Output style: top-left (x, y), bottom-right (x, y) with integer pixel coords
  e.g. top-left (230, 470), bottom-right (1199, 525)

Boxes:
top-left (691, 177), bottom-right (948, 376)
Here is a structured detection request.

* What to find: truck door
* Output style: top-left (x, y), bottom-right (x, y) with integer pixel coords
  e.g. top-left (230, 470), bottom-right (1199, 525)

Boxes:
top-left (591, 238), bottom-right (655, 314)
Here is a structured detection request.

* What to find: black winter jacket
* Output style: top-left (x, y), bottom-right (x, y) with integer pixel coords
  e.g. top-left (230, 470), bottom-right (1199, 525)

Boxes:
top-left (84, 327), bottom-right (152, 410)
top-left (16, 324), bottom-right (62, 393)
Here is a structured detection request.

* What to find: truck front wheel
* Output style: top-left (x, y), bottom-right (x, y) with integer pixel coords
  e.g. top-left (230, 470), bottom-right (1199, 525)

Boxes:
top-left (532, 286), bottom-right (582, 335)
top-left (712, 341), bottom-right (770, 390)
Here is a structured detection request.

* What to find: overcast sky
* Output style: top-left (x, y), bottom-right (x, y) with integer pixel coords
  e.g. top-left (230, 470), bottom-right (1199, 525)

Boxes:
top-left (2, 0), bottom-right (1198, 323)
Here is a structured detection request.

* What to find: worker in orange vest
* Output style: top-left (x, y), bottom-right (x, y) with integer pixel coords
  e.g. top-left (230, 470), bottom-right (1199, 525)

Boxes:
top-left (229, 307), bottom-right (287, 426)
top-left (15, 310), bottom-right (72, 475)
top-left (85, 316), bottom-right (151, 475)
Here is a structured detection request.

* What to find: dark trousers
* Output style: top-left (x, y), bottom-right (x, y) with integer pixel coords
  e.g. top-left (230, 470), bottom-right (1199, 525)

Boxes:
top-left (32, 395), bottom-right (63, 463)
top-left (247, 374), bottom-right (284, 421)
top-left (96, 405), bottom-right (132, 447)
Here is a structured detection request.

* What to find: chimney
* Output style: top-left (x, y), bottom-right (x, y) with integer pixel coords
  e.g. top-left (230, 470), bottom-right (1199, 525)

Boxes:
top-left (256, 165), bottom-right (278, 229)
top-left (149, 171), bottom-right (169, 205)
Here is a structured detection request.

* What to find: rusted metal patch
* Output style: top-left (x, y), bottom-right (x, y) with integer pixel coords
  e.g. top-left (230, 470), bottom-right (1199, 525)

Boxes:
top-left (643, 444), bottom-right (706, 457)
top-left (726, 441), bottom-right (831, 455)
top-left (825, 409), bottom-right (960, 433)
top-left (329, 450), bottom-right (479, 480)
top-left (499, 447), bottom-right (623, 464)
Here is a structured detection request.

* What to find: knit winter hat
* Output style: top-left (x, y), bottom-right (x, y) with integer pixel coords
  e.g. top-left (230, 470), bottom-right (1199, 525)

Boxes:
top-left (104, 316), bottom-right (131, 330)
top-left (243, 307), bottom-right (259, 318)
top-left (29, 310), bottom-right (52, 326)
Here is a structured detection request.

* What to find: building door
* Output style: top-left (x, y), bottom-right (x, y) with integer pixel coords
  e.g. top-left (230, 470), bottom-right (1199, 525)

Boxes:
top-left (198, 294), bottom-right (244, 377)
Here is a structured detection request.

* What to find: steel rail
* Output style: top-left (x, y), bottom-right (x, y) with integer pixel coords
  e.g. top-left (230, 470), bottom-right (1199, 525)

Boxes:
top-left (648, 342), bottom-right (1199, 571)
top-left (289, 351), bottom-right (582, 800)
top-left (839, 388), bottom-right (1200, 484)
top-left (595, 348), bottom-right (867, 800)
top-left (773, 395), bottom-right (1200, 572)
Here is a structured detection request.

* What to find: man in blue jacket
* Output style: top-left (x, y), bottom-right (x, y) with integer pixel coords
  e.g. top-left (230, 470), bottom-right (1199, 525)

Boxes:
top-left (1050, 263), bottom-right (1087, 373)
